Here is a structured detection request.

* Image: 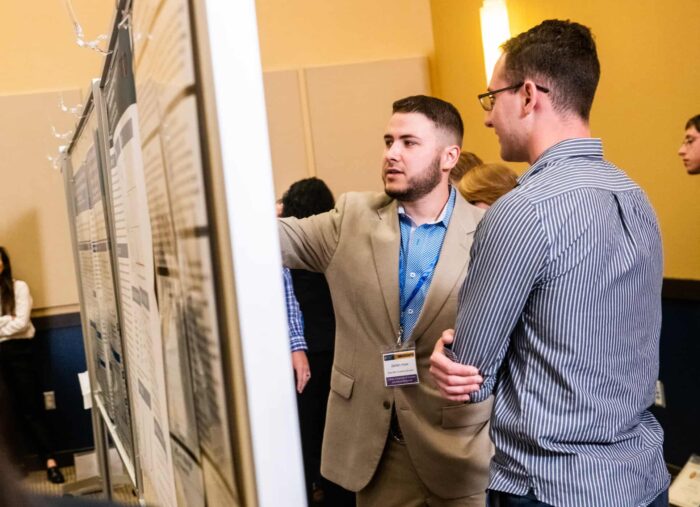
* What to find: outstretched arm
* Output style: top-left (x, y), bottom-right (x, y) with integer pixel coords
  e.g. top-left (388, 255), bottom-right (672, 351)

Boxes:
top-left (278, 194), bottom-right (347, 272)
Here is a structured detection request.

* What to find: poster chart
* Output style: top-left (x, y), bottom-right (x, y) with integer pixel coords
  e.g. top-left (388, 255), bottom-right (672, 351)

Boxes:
top-left (66, 90), bottom-right (136, 469)
top-left (132, 0), bottom-right (238, 504)
top-left (98, 19), bottom-right (178, 507)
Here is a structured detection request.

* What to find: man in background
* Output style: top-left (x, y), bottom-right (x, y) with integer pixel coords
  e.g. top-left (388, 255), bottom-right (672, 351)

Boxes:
top-left (431, 20), bottom-right (669, 507)
top-left (679, 114), bottom-right (700, 174)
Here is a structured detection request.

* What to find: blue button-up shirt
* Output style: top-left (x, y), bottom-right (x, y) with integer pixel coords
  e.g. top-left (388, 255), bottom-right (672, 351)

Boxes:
top-left (398, 187), bottom-right (456, 341)
top-left (453, 139), bottom-right (669, 507)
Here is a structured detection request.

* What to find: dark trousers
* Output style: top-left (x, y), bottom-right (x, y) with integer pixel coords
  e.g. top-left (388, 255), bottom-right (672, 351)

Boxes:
top-left (0, 339), bottom-right (54, 465)
top-left (297, 351), bottom-right (354, 506)
top-left (487, 488), bottom-right (669, 507)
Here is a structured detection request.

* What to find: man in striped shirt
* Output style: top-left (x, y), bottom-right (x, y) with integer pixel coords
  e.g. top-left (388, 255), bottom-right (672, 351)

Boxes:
top-left (430, 20), bottom-right (670, 507)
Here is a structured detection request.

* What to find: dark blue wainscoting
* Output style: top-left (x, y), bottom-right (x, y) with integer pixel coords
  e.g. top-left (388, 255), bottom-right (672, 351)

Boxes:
top-left (651, 280), bottom-right (700, 470)
top-left (32, 313), bottom-right (93, 466)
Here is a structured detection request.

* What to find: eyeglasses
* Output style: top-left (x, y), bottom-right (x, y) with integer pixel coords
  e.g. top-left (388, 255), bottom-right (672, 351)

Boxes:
top-left (477, 82), bottom-right (550, 111)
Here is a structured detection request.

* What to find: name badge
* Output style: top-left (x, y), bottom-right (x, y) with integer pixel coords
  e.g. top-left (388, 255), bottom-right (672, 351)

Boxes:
top-left (382, 349), bottom-right (419, 387)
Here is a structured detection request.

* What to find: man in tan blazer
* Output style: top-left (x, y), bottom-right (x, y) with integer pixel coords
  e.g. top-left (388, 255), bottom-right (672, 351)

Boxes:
top-left (279, 95), bottom-right (493, 506)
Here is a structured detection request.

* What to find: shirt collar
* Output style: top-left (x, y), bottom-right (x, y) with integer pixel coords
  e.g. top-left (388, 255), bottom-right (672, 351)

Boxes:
top-left (518, 138), bottom-right (604, 186)
top-left (397, 186), bottom-right (456, 227)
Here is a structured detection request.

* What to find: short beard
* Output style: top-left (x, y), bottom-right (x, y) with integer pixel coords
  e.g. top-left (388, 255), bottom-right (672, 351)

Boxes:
top-left (384, 156), bottom-right (443, 202)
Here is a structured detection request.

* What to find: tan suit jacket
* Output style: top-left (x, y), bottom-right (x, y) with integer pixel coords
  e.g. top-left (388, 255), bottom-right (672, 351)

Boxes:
top-left (279, 191), bottom-right (494, 498)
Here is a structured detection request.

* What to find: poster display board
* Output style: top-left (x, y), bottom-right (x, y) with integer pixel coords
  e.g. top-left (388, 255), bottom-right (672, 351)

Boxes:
top-left (65, 84), bottom-right (137, 480)
top-left (63, 0), bottom-right (306, 505)
top-left (99, 17), bottom-right (179, 507)
top-left (132, 0), bottom-right (237, 504)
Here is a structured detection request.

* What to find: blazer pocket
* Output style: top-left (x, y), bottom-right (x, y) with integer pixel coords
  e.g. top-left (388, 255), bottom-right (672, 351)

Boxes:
top-left (330, 367), bottom-right (355, 400)
top-left (441, 395), bottom-right (494, 429)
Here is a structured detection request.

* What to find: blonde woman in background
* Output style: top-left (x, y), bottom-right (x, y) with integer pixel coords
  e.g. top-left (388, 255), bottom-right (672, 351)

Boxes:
top-left (457, 161), bottom-right (518, 209)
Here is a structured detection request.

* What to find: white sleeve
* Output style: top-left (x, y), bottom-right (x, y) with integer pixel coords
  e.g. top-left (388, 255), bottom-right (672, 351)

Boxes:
top-left (0, 281), bottom-right (33, 336)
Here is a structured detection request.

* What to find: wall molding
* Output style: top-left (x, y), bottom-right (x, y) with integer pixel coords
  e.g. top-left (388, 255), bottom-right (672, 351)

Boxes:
top-left (662, 278), bottom-right (700, 301)
top-left (32, 312), bottom-right (81, 331)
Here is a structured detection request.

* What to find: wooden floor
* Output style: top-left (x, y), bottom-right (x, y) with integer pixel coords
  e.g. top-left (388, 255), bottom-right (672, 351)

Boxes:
top-left (22, 465), bottom-right (139, 505)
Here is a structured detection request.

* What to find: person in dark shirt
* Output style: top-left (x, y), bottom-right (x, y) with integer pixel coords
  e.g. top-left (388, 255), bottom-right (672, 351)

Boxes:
top-left (281, 178), bottom-right (354, 506)
top-left (0, 246), bottom-right (64, 485)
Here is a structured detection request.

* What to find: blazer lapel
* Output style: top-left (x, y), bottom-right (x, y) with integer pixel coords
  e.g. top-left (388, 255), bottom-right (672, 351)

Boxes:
top-left (370, 200), bottom-right (401, 338)
top-left (410, 196), bottom-right (482, 341)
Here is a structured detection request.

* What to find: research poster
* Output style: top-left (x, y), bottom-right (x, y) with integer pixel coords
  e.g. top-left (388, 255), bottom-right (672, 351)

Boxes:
top-left (133, 0), bottom-right (238, 503)
top-left (69, 109), bottom-right (115, 425)
top-left (101, 24), bottom-right (178, 507)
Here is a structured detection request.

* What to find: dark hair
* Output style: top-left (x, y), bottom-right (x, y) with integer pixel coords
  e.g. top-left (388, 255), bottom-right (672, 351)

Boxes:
top-left (281, 177), bottom-right (335, 219)
top-left (392, 95), bottom-right (464, 146)
top-left (450, 151), bottom-right (483, 184)
top-left (0, 247), bottom-right (15, 316)
top-left (686, 114), bottom-right (700, 131)
top-left (502, 19), bottom-right (600, 120)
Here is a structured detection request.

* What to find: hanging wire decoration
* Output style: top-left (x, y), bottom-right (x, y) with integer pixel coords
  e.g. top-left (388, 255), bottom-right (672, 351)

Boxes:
top-left (59, 94), bottom-right (83, 116)
top-left (47, 146), bottom-right (68, 171)
top-left (47, 154), bottom-right (61, 171)
top-left (63, 0), bottom-right (110, 54)
top-left (51, 125), bottom-right (74, 140)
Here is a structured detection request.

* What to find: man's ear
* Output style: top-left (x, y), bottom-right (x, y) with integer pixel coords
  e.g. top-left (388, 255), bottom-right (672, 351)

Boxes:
top-left (522, 81), bottom-right (540, 115)
top-left (443, 145), bottom-right (461, 170)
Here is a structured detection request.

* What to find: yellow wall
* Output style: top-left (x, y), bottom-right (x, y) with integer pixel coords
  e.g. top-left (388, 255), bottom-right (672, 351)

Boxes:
top-left (431, 0), bottom-right (700, 280)
top-left (0, 1), bottom-right (114, 313)
top-left (255, 0), bottom-right (435, 72)
top-left (0, 0), bottom-right (113, 94)
top-left (3, 0), bottom-right (698, 315)
top-left (0, 0), bottom-right (435, 310)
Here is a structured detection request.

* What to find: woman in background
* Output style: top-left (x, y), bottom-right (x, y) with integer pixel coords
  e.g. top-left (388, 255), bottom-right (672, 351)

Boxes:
top-left (0, 247), bottom-right (64, 484)
top-left (457, 161), bottom-right (518, 209)
top-left (281, 178), bottom-right (354, 506)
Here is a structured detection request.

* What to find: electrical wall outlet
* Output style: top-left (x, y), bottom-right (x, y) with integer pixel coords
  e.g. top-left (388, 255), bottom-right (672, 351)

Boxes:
top-left (43, 391), bottom-right (56, 411)
top-left (654, 380), bottom-right (666, 408)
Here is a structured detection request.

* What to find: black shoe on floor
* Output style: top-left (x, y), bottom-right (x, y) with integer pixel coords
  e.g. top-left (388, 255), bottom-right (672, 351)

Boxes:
top-left (47, 466), bottom-right (65, 484)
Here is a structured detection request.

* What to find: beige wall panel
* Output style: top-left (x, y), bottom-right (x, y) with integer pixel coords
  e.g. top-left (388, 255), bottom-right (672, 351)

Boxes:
top-left (0, 90), bottom-right (83, 313)
top-left (263, 70), bottom-right (310, 199)
top-left (305, 57), bottom-right (431, 196)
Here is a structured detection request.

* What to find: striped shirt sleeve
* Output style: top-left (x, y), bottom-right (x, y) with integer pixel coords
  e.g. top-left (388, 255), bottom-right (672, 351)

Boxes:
top-left (452, 192), bottom-right (548, 402)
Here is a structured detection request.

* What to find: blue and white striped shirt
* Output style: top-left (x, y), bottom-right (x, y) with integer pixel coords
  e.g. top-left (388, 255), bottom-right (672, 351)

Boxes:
top-left (283, 267), bottom-right (307, 352)
top-left (398, 187), bottom-right (456, 340)
top-left (453, 139), bottom-right (670, 507)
